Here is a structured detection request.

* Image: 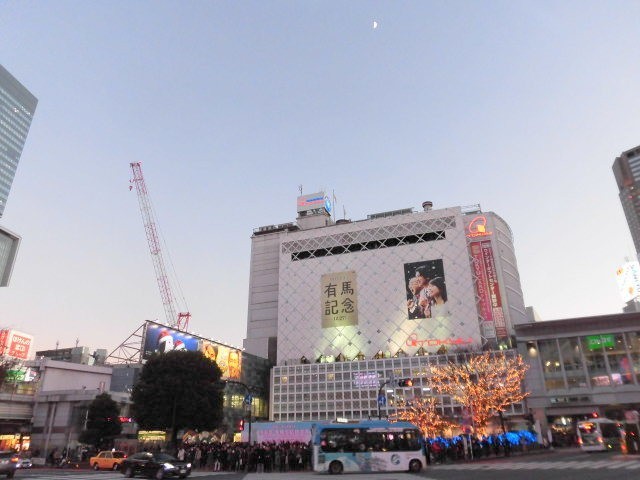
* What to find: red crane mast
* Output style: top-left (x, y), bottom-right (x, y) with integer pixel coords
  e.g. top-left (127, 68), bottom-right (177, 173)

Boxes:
top-left (130, 162), bottom-right (190, 331)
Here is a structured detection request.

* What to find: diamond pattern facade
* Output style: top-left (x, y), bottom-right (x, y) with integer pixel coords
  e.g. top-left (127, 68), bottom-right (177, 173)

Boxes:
top-left (277, 208), bottom-right (488, 364)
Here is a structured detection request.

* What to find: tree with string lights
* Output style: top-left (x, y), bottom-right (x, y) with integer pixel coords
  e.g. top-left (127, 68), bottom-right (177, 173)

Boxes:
top-left (391, 395), bottom-right (457, 438)
top-left (428, 351), bottom-right (529, 435)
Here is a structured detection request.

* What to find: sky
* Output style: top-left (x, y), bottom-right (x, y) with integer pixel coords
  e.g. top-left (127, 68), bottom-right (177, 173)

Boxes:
top-left (1, 1), bottom-right (640, 356)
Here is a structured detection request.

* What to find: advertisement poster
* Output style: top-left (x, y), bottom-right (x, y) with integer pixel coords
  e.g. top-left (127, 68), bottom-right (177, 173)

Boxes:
top-left (470, 241), bottom-right (507, 339)
top-left (403, 259), bottom-right (447, 320)
top-left (201, 341), bottom-right (242, 380)
top-left (142, 322), bottom-right (199, 359)
top-left (321, 270), bottom-right (358, 328)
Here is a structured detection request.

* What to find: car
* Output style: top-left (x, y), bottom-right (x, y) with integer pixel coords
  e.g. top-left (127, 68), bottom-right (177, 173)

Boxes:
top-left (0, 451), bottom-right (18, 478)
top-left (120, 452), bottom-right (191, 479)
top-left (16, 456), bottom-right (32, 469)
top-left (89, 450), bottom-right (127, 471)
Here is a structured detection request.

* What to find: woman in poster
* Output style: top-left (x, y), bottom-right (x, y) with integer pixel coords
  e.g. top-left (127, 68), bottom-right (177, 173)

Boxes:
top-left (426, 277), bottom-right (449, 319)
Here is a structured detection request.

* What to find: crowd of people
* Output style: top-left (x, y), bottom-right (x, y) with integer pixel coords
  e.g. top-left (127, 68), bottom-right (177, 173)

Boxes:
top-left (175, 441), bottom-right (312, 472)
top-left (169, 430), bottom-right (539, 472)
top-left (425, 431), bottom-right (539, 464)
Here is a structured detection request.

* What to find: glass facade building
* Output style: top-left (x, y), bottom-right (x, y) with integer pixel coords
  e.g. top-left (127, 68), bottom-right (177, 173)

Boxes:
top-left (0, 64), bottom-right (37, 218)
top-left (271, 351), bottom-right (524, 423)
top-left (516, 313), bottom-right (640, 446)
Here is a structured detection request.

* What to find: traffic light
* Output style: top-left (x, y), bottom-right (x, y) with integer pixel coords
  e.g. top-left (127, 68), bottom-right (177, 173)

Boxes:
top-left (238, 419), bottom-right (245, 432)
top-left (398, 378), bottom-right (413, 387)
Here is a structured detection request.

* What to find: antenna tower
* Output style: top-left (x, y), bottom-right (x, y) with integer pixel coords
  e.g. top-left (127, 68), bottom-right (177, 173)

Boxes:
top-left (130, 162), bottom-right (190, 331)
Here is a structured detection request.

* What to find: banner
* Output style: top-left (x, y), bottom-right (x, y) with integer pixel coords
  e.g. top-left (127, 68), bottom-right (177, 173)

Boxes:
top-left (470, 241), bottom-right (507, 339)
top-left (321, 271), bottom-right (358, 328)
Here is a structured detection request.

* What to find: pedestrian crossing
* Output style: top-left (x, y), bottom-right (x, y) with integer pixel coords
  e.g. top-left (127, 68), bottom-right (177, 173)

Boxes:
top-left (434, 459), bottom-right (640, 470)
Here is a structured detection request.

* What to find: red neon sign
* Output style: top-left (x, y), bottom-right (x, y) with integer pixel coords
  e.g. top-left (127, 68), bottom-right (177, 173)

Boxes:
top-left (406, 333), bottom-right (475, 348)
top-left (467, 215), bottom-right (493, 238)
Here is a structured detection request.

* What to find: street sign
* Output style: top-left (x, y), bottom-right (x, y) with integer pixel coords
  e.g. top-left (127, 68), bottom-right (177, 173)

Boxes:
top-left (244, 394), bottom-right (253, 405)
top-left (377, 394), bottom-right (386, 406)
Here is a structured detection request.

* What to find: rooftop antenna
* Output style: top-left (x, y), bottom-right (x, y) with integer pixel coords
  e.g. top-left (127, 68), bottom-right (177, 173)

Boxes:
top-left (298, 184), bottom-right (303, 195)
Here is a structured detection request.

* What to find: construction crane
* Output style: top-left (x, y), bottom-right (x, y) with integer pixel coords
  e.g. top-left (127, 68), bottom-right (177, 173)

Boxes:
top-left (129, 162), bottom-right (191, 331)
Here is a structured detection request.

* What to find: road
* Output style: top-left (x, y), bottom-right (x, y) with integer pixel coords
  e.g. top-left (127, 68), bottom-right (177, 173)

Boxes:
top-left (11, 450), bottom-right (640, 480)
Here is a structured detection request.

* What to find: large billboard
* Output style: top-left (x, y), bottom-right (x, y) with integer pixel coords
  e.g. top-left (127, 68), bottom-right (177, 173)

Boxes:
top-left (470, 241), bottom-right (507, 340)
top-left (404, 260), bottom-right (446, 320)
top-left (142, 321), bottom-right (241, 380)
top-left (297, 191), bottom-right (331, 214)
top-left (201, 341), bottom-right (241, 380)
top-left (321, 270), bottom-right (358, 328)
top-left (0, 330), bottom-right (33, 360)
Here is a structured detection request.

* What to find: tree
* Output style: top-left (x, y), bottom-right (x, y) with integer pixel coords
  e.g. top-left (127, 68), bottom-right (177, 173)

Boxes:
top-left (391, 396), bottom-right (457, 438)
top-left (429, 351), bottom-right (529, 434)
top-left (131, 350), bottom-right (224, 446)
top-left (79, 393), bottom-right (122, 450)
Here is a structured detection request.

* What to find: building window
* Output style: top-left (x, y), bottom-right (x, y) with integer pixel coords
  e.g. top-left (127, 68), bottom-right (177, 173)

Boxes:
top-left (538, 339), bottom-right (566, 390)
top-left (558, 337), bottom-right (588, 389)
top-left (581, 336), bottom-right (609, 386)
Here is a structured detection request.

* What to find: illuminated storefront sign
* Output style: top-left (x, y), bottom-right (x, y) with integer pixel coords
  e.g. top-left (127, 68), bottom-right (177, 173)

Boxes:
top-left (470, 241), bottom-right (507, 339)
top-left (466, 216), bottom-right (493, 238)
top-left (321, 270), bottom-right (358, 328)
top-left (586, 334), bottom-right (615, 350)
top-left (138, 431), bottom-right (167, 442)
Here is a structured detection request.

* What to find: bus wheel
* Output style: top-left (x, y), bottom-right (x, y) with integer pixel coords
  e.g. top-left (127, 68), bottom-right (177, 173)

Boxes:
top-left (329, 461), bottom-right (343, 474)
top-left (409, 459), bottom-right (422, 472)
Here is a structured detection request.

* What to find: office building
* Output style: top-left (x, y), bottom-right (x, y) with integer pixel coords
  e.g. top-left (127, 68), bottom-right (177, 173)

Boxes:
top-left (0, 64), bottom-right (37, 219)
top-left (613, 145), bottom-right (640, 255)
top-left (244, 196), bottom-right (530, 422)
top-left (0, 225), bottom-right (20, 287)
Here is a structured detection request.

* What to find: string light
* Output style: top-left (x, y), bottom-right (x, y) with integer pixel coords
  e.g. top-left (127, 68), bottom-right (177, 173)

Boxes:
top-left (428, 351), bottom-right (530, 435)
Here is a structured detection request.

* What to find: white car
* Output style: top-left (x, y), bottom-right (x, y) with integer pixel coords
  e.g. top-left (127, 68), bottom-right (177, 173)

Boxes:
top-left (16, 458), bottom-right (32, 469)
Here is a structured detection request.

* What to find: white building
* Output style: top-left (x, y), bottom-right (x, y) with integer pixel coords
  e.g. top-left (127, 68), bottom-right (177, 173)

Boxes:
top-left (244, 198), bottom-right (530, 422)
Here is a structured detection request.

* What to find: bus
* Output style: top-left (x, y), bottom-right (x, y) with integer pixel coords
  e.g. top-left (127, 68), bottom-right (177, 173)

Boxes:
top-left (577, 418), bottom-right (625, 452)
top-left (312, 420), bottom-right (425, 474)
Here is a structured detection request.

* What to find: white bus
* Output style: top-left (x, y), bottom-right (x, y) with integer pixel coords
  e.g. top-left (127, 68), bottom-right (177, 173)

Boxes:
top-left (312, 420), bottom-right (425, 474)
top-left (577, 418), bottom-right (625, 452)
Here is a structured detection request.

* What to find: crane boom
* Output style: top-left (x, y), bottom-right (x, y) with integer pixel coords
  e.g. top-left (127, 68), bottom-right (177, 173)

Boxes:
top-left (130, 162), bottom-right (190, 331)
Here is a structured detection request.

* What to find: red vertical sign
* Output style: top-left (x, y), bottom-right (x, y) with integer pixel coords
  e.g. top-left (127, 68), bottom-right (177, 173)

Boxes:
top-left (470, 242), bottom-right (493, 322)
top-left (480, 242), bottom-right (507, 338)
